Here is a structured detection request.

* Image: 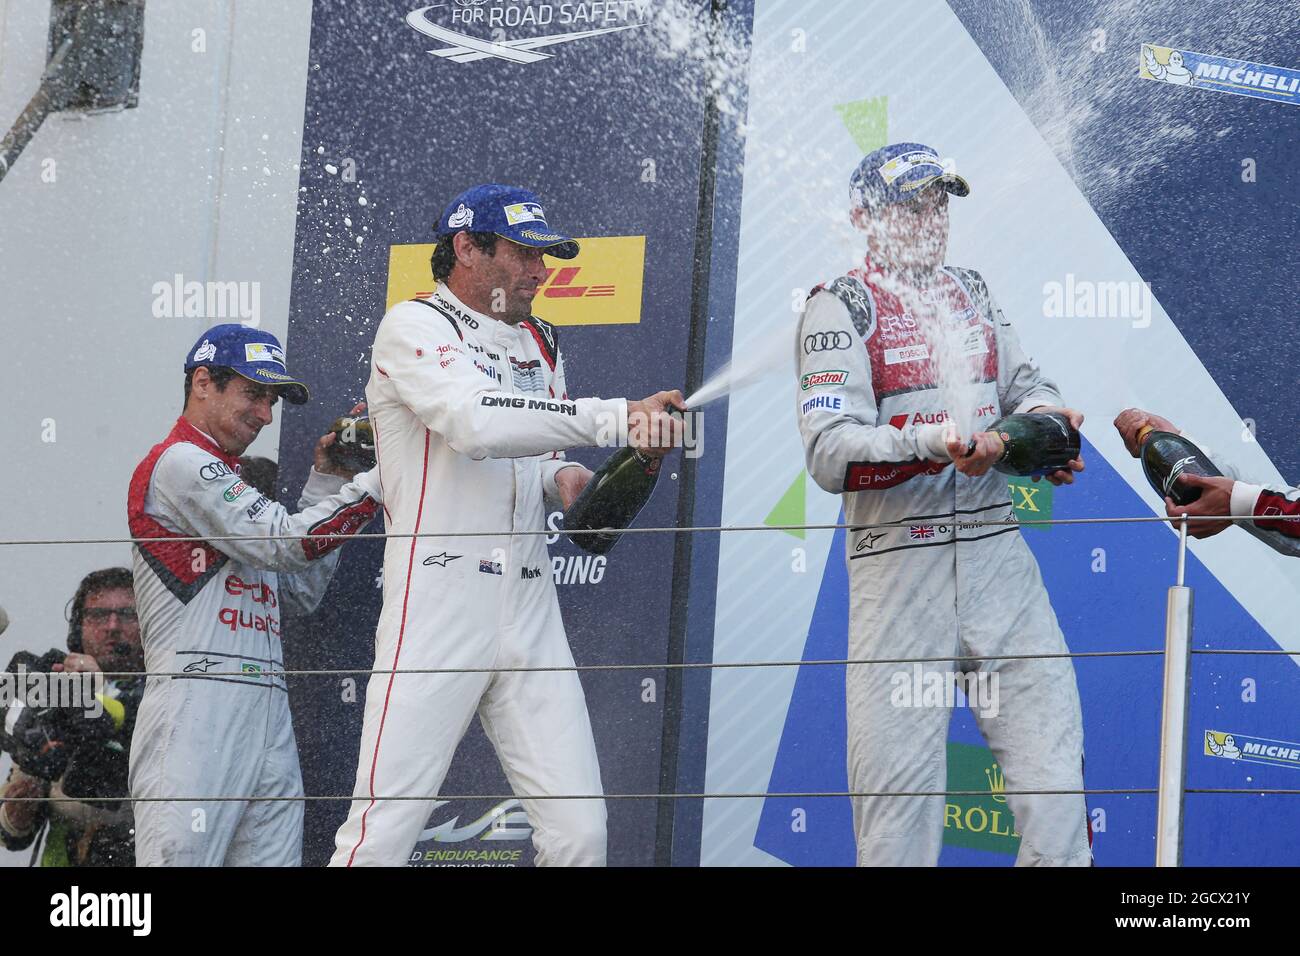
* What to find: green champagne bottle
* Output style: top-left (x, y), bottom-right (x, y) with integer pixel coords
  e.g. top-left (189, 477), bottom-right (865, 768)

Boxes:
top-left (563, 448), bottom-right (664, 555)
top-left (982, 412), bottom-right (1080, 477)
top-left (1136, 426), bottom-right (1222, 505)
top-left (327, 416), bottom-right (376, 472)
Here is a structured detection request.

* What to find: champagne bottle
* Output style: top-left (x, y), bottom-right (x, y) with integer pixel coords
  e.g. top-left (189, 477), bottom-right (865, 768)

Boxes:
top-left (980, 412), bottom-right (1080, 477)
top-left (327, 416), bottom-right (376, 472)
top-left (1136, 426), bottom-right (1222, 505)
top-left (563, 448), bottom-right (664, 555)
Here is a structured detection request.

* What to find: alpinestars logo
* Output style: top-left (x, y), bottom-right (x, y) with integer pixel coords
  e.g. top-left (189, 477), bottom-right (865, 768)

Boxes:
top-left (406, 3), bottom-right (649, 66)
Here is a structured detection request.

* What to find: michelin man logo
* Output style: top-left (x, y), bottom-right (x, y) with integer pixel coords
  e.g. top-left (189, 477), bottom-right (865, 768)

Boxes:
top-left (1143, 45), bottom-right (1194, 85)
top-left (193, 339), bottom-right (217, 363)
top-left (1205, 731), bottom-right (1241, 759)
top-left (447, 203), bottom-right (474, 229)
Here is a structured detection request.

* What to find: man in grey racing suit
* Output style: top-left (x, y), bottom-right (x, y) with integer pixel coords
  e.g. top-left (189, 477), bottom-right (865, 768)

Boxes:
top-left (796, 143), bottom-right (1092, 866)
top-left (128, 324), bottom-right (381, 866)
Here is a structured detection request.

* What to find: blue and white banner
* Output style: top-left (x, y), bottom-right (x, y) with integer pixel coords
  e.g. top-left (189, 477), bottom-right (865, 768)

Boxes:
top-left (1140, 44), bottom-right (1300, 106)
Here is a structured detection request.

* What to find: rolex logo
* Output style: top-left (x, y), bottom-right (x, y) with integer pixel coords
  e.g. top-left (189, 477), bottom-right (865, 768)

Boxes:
top-left (984, 762), bottom-right (1007, 804)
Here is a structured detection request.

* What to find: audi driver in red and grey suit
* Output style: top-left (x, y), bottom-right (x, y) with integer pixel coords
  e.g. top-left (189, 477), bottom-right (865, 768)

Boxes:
top-left (128, 324), bottom-right (381, 866)
top-left (331, 184), bottom-right (683, 867)
top-left (796, 144), bottom-right (1092, 866)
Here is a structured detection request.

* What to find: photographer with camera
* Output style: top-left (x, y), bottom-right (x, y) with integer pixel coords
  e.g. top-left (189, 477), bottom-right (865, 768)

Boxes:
top-left (0, 568), bottom-right (144, 866)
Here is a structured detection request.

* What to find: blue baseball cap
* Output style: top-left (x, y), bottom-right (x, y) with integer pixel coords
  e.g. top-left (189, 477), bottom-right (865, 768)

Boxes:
top-left (435, 184), bottom-right (580, 259)
top-left (849, 142), bottom-right (971, 209)
top-left (183, 324), bottom-right (310, 404)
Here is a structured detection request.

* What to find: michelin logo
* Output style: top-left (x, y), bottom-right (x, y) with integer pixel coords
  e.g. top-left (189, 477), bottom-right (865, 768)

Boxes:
top-left (1140, 44), bottom-right (1300, 106)
top-left (1205, 729), bottom-right (1300, 769)
top-left (1142, 46), bottom-right (1193, 85)
top-left (801, 393), bottom-right (844, 416)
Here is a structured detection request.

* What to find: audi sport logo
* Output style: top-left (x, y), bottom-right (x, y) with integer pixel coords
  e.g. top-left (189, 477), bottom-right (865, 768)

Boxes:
top-left (803, 331), bottom-right (852, 353)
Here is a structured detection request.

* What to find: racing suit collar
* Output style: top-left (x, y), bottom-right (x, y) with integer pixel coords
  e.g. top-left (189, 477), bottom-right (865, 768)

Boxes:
top-left (860, 253), bottom-right (946, 288)
top-left (433, 284), bottom-right (525, 347)
top-left (173, 416), bottom-right (241, 468)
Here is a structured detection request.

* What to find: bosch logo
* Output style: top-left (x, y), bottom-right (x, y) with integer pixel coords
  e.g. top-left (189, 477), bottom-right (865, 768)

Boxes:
top-left (803, 331), bottom-right (852, 353)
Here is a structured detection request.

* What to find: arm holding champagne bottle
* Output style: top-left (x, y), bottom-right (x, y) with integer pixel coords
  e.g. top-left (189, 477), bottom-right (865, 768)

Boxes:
top-left (1114, 407), bottom-right (1300, 555)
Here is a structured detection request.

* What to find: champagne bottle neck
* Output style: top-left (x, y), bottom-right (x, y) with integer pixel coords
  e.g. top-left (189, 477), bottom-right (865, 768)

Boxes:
top-left (632, 449), bottom-right (661, 471)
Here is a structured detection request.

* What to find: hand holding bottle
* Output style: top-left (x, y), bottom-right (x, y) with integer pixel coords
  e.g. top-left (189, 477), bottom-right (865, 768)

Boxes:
top-left (948, 407), bottom-right (1085, 483)
top-left (947, 427), bottom-right (1005, 477)
top-left (554, 465), bottom-right (595, 511)
top-left (1114, 407), bottom-right (1178, 457)
top-left (1165, 474), bottom-right (1236, 539)
top-left (315, 401), bottom-right (370, 479)
top-left (626, 389), bottom-right (687, 458)
top-left (1024, 406), bottom-right (1085, 485)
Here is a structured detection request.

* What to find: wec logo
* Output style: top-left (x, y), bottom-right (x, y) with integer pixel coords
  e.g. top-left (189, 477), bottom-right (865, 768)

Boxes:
top-left (418, 800), bottom-right (533, 842)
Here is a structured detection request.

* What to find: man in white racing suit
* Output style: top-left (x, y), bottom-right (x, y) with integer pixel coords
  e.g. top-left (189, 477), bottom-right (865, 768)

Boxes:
top-left (1114, 408), bottom-right (1300, 556)
top-left (796, 144), bottom-right (1092, 866)
top-left (128, 324), bottom-right (381, 866)
top-left (332, 184), bottom-right (682, 867)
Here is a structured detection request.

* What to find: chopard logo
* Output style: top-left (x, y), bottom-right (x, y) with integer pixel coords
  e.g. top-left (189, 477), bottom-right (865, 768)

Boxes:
top-left (405, 3), bottom-right (648, 66)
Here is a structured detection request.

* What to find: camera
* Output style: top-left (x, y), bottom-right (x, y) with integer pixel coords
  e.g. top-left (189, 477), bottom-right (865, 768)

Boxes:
top-left (0, 649), bottom-right (121, 792)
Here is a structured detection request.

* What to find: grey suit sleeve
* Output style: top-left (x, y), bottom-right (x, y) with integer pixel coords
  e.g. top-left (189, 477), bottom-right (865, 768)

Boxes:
top-left (795, 292), bottom-right (951, 494)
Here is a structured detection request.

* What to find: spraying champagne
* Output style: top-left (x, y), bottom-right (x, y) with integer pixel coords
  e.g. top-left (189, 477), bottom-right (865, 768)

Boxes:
top-left (563, 409), bottom-right (683, 555)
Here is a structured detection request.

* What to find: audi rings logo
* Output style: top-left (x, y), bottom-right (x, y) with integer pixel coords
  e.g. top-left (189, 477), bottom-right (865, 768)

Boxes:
top-left (199, 462), bottom-right (237, 481)
top-left (803, 331), bottom-right (853, 353)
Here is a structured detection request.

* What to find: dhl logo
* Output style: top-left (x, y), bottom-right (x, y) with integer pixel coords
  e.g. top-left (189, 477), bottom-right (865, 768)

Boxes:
top-left (538, 266), bottom-right (616, 298)
top-left (385, 235), bottom-right (645, 326)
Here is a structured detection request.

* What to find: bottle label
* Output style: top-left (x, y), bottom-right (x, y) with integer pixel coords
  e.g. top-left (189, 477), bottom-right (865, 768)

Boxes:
top-left (1163, 455), bottom-right (1198, 496)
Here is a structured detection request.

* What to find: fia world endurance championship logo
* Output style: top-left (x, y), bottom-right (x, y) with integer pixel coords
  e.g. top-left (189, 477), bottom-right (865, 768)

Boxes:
top-left (406, 2), bottom-right (650, 65)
